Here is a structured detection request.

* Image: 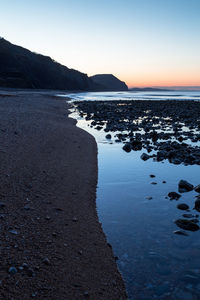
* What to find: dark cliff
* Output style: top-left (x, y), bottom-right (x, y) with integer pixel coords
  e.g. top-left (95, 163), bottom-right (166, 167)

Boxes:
top-left (0, 38), bottom-right (97, 91)
top-left (90, 74), bottom-right (128, 91)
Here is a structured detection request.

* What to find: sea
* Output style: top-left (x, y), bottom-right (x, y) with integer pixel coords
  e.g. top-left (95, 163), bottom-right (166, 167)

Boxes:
top-left (60, 91), bottom-right (200, 299)
top-left (59, 90), bottom-right (200, 102)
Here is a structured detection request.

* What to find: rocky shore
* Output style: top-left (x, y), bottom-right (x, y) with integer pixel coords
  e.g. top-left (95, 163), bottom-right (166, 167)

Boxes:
top-left (73, 99), bottom-right (200, 237)
top-left (0, 91), bottom-right (127, 299)
top-left (74, 100), bottom-right (200, 165)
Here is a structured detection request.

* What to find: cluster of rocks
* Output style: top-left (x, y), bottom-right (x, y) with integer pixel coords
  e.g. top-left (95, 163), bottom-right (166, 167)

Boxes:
top-left (167, 180), bottom-right (200, 233)
top-left (74, 100), bottom-right (200, 165)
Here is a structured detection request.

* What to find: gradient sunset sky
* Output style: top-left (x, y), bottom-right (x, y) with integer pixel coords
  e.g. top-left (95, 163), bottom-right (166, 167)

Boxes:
top-left (1, 0), bottom-right (200, 88)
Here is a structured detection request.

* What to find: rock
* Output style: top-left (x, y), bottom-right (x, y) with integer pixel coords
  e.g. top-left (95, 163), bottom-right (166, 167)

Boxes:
top-left (194, 184), bottom-right (200, 193)
top-left (8, 267), bottom-right (17, 275)
top-left (9, 229), bottom-right (18, 235)
top-left (175, 219), bottom-right (199, 231)
top-left (131, 140), bottom-right (142, 151)
top-left (168, 192), bottom-right (181, 200)
top-left (141, 153), bottom-right (150, 161)
top-left (178, 180), bottom-right (194, 193)
top-left (83, 291), bottom-right (89, 297)
top-left (177, 203), bottom-right (189, 210)
top-left (105, 134), bottom-right (111, 139)
top-left (26, 268), bottom-right (35, 277)
top-left (42, 258), bottom-right (50, 265)
top-left (24, 204), bottom-right (31, 210)
top-left (194, 199), bottom-right (200, 212)
top-left (173, 230), bottom-right (188, 236)
top-left (22, 263), bottom-right (28, 269)
top-left (183, 214), bottom-right (198, 218)
top-left (31, 292), bottom-right (38, 298)
top-left (122, 143), bottom-right (131, 153)
top-left (0, 202), bottom-right (6, 208)
top-left (181, 274), bottom-right (199, 284)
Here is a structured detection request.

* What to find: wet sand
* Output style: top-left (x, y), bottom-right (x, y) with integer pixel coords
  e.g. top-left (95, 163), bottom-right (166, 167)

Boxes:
top-left (0, 91), bottom-right (127, 299)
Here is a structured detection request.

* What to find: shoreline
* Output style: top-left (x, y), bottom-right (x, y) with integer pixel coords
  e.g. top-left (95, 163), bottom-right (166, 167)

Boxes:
top-left (0, 91), bottom-right (127, 299)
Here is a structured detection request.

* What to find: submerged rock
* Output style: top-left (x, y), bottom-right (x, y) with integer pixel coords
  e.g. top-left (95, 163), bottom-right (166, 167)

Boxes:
top-left (175, 219), bottom-right (199, 231)
top-left (173, 230), bottom-right (188, 236)
top-left (183, 214), bottom-right (198, 218)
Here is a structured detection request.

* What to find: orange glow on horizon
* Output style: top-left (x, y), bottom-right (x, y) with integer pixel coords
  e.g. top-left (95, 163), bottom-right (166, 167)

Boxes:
top-left (127, 82), bottom-right (200, 88)
top-left (124, 76), bottom-right (200, 89)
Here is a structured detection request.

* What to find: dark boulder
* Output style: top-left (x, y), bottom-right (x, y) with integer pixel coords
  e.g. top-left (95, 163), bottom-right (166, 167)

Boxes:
top-left (194, 199), bottom-right (200, 212)
top-left (168, 192), bottom-right (181, 200)
top-left (175, 219), bottom-right (199, 231)
top-left (123, 143), bottom-right (131, 153)
top-left (177, 203), bottom-right (189, 210)
top-left (178, 180), bottom-right (194, 193)
top-left (141, 153), bottom-right (150, 161)
top-left (194, 185), bottom-right (200, 193)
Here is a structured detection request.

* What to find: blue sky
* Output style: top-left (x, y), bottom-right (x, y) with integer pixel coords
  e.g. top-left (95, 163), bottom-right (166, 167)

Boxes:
top-left (1, 0), bottom-right (200, 87)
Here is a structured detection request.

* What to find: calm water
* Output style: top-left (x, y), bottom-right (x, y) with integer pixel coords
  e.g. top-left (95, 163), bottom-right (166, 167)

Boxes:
top-left (67, 92), bottom-right (200, 299)
top-left (59, 90), bottom-right (200, 102)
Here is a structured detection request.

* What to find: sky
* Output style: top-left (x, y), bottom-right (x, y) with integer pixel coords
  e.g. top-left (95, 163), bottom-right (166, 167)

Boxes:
top-left (0, 0), bottom-right (200, 88)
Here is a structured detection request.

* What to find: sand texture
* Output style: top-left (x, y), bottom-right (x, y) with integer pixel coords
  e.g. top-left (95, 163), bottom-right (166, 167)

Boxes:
top-left (0, 92), bottom-right (127, 299)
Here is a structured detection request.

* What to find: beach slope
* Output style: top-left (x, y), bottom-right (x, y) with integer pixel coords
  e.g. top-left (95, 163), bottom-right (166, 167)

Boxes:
top-left (0, 92), bottom-right (127, 299)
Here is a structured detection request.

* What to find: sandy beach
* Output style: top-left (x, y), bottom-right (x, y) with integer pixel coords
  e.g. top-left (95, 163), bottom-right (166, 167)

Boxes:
top-left (0, 91), bottom-right (127, 299)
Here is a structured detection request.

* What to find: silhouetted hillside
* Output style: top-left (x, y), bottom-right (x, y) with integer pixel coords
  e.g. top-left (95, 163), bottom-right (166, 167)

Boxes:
top-left (90, 74), bottom-right (128, 91)
top-left (0, 38), bottom-right (98, 90)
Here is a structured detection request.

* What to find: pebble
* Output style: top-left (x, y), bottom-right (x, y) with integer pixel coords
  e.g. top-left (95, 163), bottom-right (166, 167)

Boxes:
top-left (9, 229), bottom-right (18, 235)
top-left (26, 268), bottom-right (35, 277)
top-left (0, 202), bottom-right (6, 208)
top-left (8, 267), bottom-right (17, 275)
top-left (24, 204), bottom-right (31, 210)
top-left (42, 257), bottom-right (50, 265)
top-left (32, 292), bottom-right (37, 298)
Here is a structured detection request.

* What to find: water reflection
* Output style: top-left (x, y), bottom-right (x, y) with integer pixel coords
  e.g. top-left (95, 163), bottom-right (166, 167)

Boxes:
top-left (70, 105), bottom-right (200, 299)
